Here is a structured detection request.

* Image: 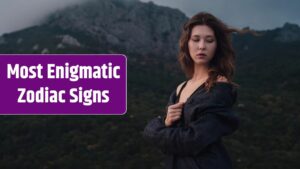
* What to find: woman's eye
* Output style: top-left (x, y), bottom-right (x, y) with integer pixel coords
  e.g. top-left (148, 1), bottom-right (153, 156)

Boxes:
top-left (206, 39), bottom-right (214, 43)
top-left (192, 39), bottom-right (199, 42)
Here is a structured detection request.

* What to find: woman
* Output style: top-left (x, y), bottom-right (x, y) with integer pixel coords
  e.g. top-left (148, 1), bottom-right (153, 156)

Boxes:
top-left (143, 12), bottom-right (244, 169)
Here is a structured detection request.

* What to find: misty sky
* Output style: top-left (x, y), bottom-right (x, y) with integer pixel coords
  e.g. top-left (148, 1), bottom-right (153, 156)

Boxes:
top-left (140, 0), bottom-right (300, 30)
top-left (0, 0), bottom-right (87, 35)
top-left (0, 0), bottom-right (299, 35)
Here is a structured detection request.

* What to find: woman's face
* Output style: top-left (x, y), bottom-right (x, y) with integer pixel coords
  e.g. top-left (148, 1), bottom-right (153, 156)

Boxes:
top-left (188, 25), bottom-right (217, 66)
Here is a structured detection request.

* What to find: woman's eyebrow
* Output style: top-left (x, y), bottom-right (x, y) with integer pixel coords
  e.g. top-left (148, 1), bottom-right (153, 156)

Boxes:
top-left (205, 35), bottom-right (215, 38)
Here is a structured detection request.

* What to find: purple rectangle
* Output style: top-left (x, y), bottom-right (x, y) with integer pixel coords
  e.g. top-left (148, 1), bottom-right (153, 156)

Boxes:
top-left (0, 54), bottom-right (127, 115)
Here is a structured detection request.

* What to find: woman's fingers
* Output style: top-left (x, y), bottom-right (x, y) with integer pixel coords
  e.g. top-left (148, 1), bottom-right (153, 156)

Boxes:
top-left (167, 103), bottom-right (184, 114)
top-left (167, 103), bottom-right (183, 117)
top-left (170, 114), bottom-right (181, 119)
top-left (170, 115), bottom-right (181, 122)
top-left (168, 110), bottom-right (181, 116)
top-left (168, 108), bottom-right (181, 114)
top-left (167, 110), bottom-right (181, 120)
top-left (168, 102), bottom-right (185, 109)
top-left (169, 114), bottom-right (181, 120)
top-left (165, 102), bottom-right (185, 126)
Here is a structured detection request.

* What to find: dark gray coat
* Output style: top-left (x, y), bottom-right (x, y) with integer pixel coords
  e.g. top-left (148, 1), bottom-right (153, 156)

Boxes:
top-left (143, 82), bottom-right (239, 169)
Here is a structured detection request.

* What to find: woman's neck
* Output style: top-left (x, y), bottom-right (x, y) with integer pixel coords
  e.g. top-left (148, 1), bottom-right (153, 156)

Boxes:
top-left (191, 64), bottom-right (209, 82)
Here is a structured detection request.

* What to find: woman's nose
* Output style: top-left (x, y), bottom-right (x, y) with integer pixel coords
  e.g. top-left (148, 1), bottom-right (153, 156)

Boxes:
top-left (198, 39), bottom-right (206, 49)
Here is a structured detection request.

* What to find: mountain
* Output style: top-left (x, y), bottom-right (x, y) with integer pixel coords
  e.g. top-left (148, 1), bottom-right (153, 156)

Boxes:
top-left (0, 0), bottom-right (187, 57)
top-left (0, 0), bottom-right (299, 169)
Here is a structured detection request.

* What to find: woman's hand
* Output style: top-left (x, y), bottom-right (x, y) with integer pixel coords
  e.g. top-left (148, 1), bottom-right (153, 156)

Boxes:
top-left (165, 102), bottom-right (185, 127)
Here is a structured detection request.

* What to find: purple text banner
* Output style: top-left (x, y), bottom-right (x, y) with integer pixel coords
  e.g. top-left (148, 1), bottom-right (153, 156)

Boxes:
top-left (0, 54), bottom-right (127, 115)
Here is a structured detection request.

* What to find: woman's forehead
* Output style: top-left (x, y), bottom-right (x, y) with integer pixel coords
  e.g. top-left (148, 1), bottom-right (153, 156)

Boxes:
top-left (191, 25), bottom-right (215, 37)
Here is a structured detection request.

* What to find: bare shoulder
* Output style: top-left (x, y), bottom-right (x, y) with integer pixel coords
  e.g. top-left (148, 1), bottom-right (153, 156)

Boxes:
top-left (176, 81), bottom-right (186, 95)
top-left (217, 75), bottom-right (229, 83)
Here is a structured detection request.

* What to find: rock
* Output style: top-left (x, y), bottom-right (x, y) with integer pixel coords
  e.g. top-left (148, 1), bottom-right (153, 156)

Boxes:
top-left (275, 23), bottom-right (300, 42)
top-left (41, 48), bottom-right (49, 54)
top-left (17, 38), bottom-right (23, 44)
top-left (45, 0), bottom-right (187, 57)
top-left (105, 33), bottom-right (120, 45)
top-left (32, 44), bottom-right (39, 50)
top-left (59, 35), bottom-right (81, 47)
top-left (237, 103), bottom-right (245, 108)
top-left (56, 43), bottom-right (65, 49)
top-left (0, 36), bottom-right (6, 45)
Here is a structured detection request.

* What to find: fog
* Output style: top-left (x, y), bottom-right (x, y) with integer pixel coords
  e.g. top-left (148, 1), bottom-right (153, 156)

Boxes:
top-left (0, 0), bottom-right (89, 35)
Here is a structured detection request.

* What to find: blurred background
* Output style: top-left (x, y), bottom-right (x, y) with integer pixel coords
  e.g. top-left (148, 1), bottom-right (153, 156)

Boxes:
top-left (0, 0), bottom-right (299, 168)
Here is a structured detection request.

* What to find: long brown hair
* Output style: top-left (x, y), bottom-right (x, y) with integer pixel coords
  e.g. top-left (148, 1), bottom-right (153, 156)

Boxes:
top-left (178, 12), bottom-right (255, 92)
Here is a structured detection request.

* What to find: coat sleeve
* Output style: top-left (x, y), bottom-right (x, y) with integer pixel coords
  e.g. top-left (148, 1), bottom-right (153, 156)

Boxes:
top-left (143, 84), bottom-right (239, 156)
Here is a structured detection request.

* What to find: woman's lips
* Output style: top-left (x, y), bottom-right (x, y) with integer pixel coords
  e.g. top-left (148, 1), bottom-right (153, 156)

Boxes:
top-left (196, 54), bottom-right (206, 58)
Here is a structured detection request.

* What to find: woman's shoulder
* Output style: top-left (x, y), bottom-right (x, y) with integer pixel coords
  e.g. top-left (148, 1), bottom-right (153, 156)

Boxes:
top-left (211, 76), bottom-right (238, 106)
top-left (213, 76), bottom-right (235, 91)
top-left (216, 75), bottom-right (228, 83)
top-left (175, 76), bottom-right (232, 95)
top-left (214, 76), bottom-right (237, 91)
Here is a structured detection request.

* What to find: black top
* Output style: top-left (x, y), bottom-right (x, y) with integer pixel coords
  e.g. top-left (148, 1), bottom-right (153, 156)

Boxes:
top-left (143, 82), bottom-right (239, 169)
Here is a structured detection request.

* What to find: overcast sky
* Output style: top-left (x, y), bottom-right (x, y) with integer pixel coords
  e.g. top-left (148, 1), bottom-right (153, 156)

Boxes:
top-left (0, 0), bottom-right (299, 35)
top-left (140, 0), bottom-right (300, 30)
top-left (0, 0), bottom-right (87, 35)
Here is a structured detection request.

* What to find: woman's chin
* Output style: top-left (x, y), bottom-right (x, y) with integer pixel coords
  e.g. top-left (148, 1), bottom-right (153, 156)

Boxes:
top-left (193, 59), bottom-right (209, 66)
